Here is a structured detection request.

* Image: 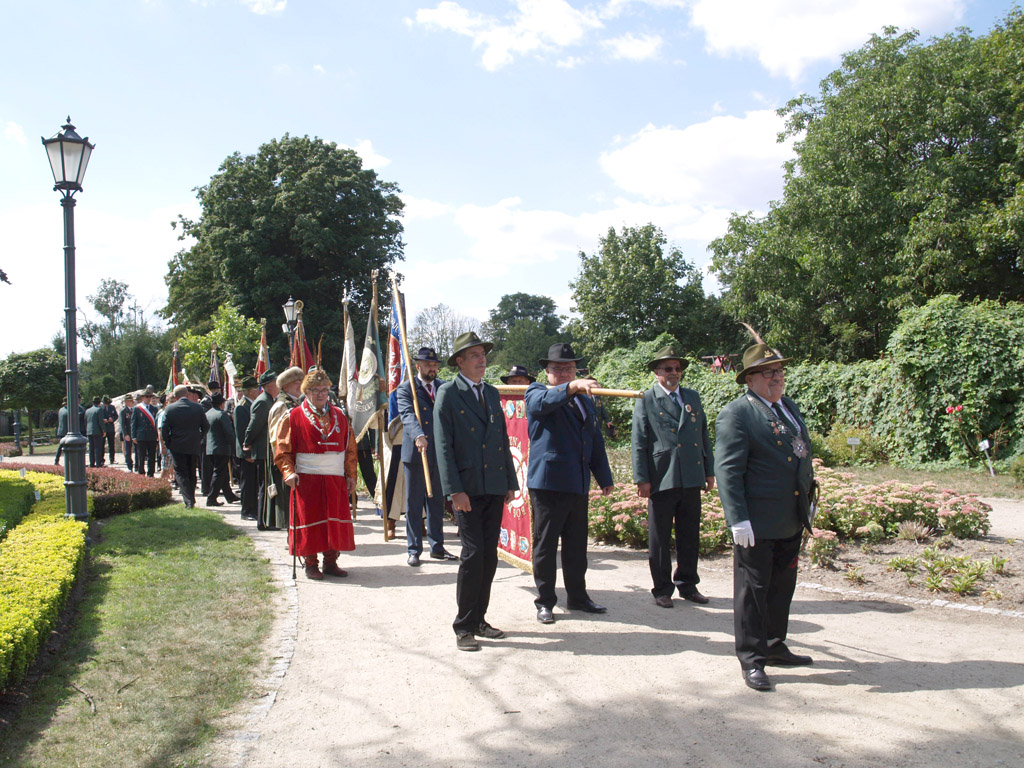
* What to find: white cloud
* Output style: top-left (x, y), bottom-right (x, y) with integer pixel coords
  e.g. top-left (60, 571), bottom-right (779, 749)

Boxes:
top-left (4, 121), bottom-right (27, 145)
top-left (557, 55), bottom-right (584, 69)
top-left (604, 32), bottom-right (662, 61)
top-left (338, 139), bottom-right (390, 170)
top-left (400, 194), bottom-right (455, 221)
top-left (689, 0), bottom-right (966, 80)
top-left (415, 0), bottom-right (602, 70)
top-left (313, 64), bottom-right (326, 75)
top-left (599, 109), bottom-right (794, 210)
top-left (240, 0), bottom-right (286, 15)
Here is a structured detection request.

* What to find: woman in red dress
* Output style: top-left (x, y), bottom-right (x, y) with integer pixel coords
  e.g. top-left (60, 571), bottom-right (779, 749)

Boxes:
top-left (274, 369), bottom-right (358, 580)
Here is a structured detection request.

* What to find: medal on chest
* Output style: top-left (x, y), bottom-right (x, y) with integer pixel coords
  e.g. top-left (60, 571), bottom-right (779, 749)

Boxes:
top-left (746, 394), bottom-right (808, 458)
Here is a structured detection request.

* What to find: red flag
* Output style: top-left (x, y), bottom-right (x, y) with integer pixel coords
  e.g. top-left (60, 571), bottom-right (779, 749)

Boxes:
top-left (290, 310), bottom-right (315, 372)
top-left (255, 321), bottom-right (270, 379)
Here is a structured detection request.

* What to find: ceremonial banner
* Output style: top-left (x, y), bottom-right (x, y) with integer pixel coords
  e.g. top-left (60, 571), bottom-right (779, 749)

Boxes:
top-left (498, 394), bottom-right (533, 573)
top-left (338, 301), bottom-right (358, 405)
top-left (223, 353), bottom-right (238, 402)
top-left (351, 285), bottom-right (384, 439)
top-left (208, 345), bottom-right (221, 386)
top-left (386, 288), bottom-right (406, 423)
top-left (290, 307), bottom-right (314, 372)
top-left (255, 320), bottom-right (270, 380)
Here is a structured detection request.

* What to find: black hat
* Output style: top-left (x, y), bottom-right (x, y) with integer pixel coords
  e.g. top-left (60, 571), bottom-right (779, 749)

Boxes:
top-left (240, 375), bottom-right (259, 390)
top-left (92, 396), bottom-right (101, 405)
top-left (414, 347), bottom-right (439, 363)
top-left (102, 395), bottom-right (111, 403)
top-left (447, 332), bottom-right (493, 367)
top-left (211, 393), bottom-right (225, 406)
top-left (500, 365), bottom-right (536, 384)
top-left (143, 384), bottom-right (156, 395)
top-left (646, 345), bottom-right (690, 372)
top-left (259, 370), bottom-right (278, 386)
top-left (207, 380), bottom-right (222, 390)
top-left (538, 342), bottom-right (583, 367)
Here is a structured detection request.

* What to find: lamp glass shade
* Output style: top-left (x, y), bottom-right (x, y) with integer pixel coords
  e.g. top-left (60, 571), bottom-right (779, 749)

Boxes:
top-left (282, 297), bottom-right (297, 323)
top-left (42, 120), bottom-right (94, 191)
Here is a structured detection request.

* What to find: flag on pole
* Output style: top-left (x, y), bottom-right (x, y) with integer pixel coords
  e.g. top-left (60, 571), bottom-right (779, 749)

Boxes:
top-left (255, 319), bottom-right (270, 380)
top-left (351, 282), bottom-right (385, 438)
top-left (387, 286), bottom-right (407, 423)
top-left (290, 305), bottom-right (315, 372)
top-left (339, 300), bottom-right (358, 407)
top-left (223, 352), bottom-right (238, 402)
top-left (208, 345), bottom-right (221, 386)
top-left (166, 341), bottom-right (183, 391)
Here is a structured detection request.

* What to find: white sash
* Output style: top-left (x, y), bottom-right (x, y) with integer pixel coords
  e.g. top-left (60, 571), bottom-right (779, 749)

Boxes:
top-left (295, 451), bottom-right (345, 475)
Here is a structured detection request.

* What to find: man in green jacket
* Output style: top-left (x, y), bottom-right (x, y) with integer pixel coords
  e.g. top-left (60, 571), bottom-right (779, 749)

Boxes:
top-left (632, 345), bottom-right (714, 609)
top-left (85, 396), bottom-right (105, 467)
top-left (234, 376), bottom-right (261, 521)
top-left (435, 332), bottom-right (519, 652)
top-left (243, 370), bottom-right (279, 531)
top-left (715, 339), bottom-right (815, 692)
top-left (205, 394), bottom-right (239, 507)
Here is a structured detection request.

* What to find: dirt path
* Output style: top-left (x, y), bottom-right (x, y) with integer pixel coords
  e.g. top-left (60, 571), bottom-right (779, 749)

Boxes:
top-left (14, 456), bottom-right (1024, 767)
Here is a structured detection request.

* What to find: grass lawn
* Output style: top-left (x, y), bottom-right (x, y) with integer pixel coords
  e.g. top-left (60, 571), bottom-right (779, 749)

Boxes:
top-left (839, 464), bottom-right (1024, 500)
top-left (0, 503), bottom-right (278, 768)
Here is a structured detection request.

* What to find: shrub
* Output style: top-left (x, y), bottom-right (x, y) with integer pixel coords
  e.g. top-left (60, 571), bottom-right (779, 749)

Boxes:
top-left (0, 473), bottom-right (88, 691)
top-left (807, 529), bottom-right (839, 568)
top-left (1, 463), bottom-right (171, 517)
top-left (821, 424), bottom-right (888, 466)
top-left (0, 473), bottom-right (35, 541)
top-left (1009, 456), bottom-right (1024, 486)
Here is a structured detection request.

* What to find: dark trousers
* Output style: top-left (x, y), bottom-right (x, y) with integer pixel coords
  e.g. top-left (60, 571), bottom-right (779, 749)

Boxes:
top-left (200, 453), bottom-right (213, 496)
top-left (54, 441), bottom-right (64, 464)
top-left (104, 432), bottom-right (116, 463)
top-left (648, 486), bottom-right (702, 597)
top-left (122, 439), bottom-right (134, 471)
top-left (358, 447), bottom-right (377, 496)
top-left (403, 459), bottom-right (445, 556)
top-left (453, 494), bottom-right (504, 635)
top-left (88, 435), bottom-right (105, 467)
top-left (207, 455), bottom-right (235, 503)
top-left (238, 458), bottom-right (258, 518)
top-left (254, 459), bottom-right (267, 526)
top-left (171, 451), bottom-right (199, 507)
top-left (135, 440), bottom-right (157, 477)
top-left (530, 489), bottom-right (591, 608)
top-left (733, 530), bottom-right (803, 669)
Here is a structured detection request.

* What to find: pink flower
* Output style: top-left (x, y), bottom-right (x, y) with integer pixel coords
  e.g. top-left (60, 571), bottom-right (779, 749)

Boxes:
top-left (955, 405), bottom-right (963, 412)
top-left (945, 406), bottom-right (955, 414)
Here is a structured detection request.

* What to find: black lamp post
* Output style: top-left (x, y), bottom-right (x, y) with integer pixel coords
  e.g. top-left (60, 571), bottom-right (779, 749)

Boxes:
top-left (42, 117), bottom-right (94, 522)
top-left (282, 296), bottom-right (298, 361)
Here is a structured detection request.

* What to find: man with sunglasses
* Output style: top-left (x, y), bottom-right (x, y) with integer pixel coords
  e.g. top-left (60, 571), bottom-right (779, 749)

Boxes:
top-left (715, 339), bottom-right (815, 692)
top-left (631, 345), bottom-right (714, 609)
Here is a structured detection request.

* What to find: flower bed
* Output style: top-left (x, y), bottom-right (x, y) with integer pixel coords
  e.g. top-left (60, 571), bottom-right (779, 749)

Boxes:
top-left (0, 463), bottom-right (172, 518)
top-left (0, 471), bottom-right (88, 692)
top-left (587, 460), bottom-right (991, 551)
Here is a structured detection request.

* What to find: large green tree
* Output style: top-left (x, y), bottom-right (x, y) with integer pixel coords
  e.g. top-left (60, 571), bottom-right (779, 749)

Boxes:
top-left (570, 224), bottom-right (737, 359)
top-left (175, 303), bottom-right (262, 380)
top-left (0, 348), bottom-right (66, 453)
top-left (711, 13), bottom-right (1024, 360)
top-left (481, 292), bottom-right (564, 370)
top-left (164, 134), bottom-right (405, 368)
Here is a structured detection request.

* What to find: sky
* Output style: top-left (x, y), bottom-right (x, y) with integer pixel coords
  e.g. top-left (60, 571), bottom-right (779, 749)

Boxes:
top-left (0, 0), bottom-right (1018, 360)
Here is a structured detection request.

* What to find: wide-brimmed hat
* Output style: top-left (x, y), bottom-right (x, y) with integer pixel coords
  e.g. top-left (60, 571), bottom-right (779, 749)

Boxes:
top-left (207, 379), bottom-right (222, 390)
top-left (240, 375), bottom-right (259, 390)
top-left (143, 384), bottom-right (156, 395)
top-left (737, 343), bottom-right (791, 385)
top-left (414, 347), bottom-right (439, 363)
top-left (277, 366), bottom-right (304, 389)
top-left (447, 331), bottom-right (493, 367)
top-left (647, 345), bottom-right (690, 372)
top-left (210, 393), bottom-right (226, 407)
top-left (259, 370), bottom-right (278, 386)
top-left (500, 365), bottom-right (536, 384)
top-left (538, 342), bottom-right (583, 367)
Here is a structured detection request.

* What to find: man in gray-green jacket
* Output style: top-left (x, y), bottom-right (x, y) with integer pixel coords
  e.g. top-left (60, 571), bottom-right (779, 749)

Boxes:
top-left (434, 332), bottom-right (519, 652)
top-left (242, 370), bottom-right (279, 531)
top-left (632, 345), bottom-right (714, 609)
top-left (715, 340), bottom-right (815, 692)
top-left (205, 394), bottom-right (239, 507)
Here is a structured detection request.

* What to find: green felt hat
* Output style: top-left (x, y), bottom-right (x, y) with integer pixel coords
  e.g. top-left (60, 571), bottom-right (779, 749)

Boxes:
top-left (737, 343), bottom-right (791, 385)
top-left (646, 345), bottom-right (689, 372)
top-left (447, 331), bottom-right (493, 367)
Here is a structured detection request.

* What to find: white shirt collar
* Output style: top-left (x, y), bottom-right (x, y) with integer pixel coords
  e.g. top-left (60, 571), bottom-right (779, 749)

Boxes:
top-left (458, 372), bottom-right (483, 388)
top-left (656, 382), bottom-right (680, 398)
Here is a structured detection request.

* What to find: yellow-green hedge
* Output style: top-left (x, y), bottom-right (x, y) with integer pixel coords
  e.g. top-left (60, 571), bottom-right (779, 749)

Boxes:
top-left (0, 471), bottom-right (88, 692)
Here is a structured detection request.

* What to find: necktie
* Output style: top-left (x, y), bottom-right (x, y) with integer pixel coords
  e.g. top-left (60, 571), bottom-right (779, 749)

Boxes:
top-left (772, 403), bottom-right (798, 435)
top-left (475, 383), bottom-right (486, 413)
top-left (671, 390), bottom-right (683, 409)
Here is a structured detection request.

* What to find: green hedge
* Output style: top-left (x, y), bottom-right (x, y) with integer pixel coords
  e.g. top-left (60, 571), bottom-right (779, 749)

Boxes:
top-left (1, 463), bottom-right (172, 517)
top-left (0, 475), bottom-right (35, 542)
top-left (0, 472), bottom-right (88, 692)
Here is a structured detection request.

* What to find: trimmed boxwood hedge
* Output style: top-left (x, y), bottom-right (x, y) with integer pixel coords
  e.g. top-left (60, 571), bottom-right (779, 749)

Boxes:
top-left (0, 463), bottom-right (172, 517)
top-left (0, 475), bottom-right (35, 541)
top-left (0, 471), bottom-right (88, 692)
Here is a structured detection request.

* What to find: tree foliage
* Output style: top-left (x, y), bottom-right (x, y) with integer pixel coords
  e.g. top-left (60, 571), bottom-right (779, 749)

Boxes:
top-left (175, 303), bottom-right (262, 380)
top-left (480, 293), bottom-right (563, 370)
top-left (711, 13), bottom-right (1024, 360)
top-left (409, 304), bottom-right (479, 363)
top-left (571, 224), bottom-right (739, 359)
top-left (0, 349), bottom-right (66, 413)
top-left (163, 134), bottom-right (405, 367)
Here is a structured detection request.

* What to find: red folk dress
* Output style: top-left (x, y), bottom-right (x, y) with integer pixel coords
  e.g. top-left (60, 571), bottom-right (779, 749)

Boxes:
top-left (274, 399), bottom-right (358, 557)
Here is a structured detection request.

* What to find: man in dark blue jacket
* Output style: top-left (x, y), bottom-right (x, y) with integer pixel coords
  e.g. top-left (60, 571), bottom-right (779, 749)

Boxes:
top-left (525, 343), bottom-right (614, 624)
top-left (396, 346), bottom-right (457, 566)
top-left (132, 389), bottom-right (160, 477)
top-left (119, 395), bottom-right (135, 472)
top-left (161, 384), bottom-right (210, 509)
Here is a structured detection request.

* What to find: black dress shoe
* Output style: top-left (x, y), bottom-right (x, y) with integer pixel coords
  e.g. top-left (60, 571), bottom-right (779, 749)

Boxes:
top-left (456, 632), bottom-right (480, 651)
top-left (567, 598), bottom-right (607, 614)
top-left (225, 495), bottom-right (240, 504)
top-left (256, 521), bottom-right (267, 531)
top-left (206, 499), bottom-right (223, 507)
top-left (536, 606), bottom-right (555, 624)
top-left (241, 513), bottom-right (258, 521)
top-left (407, 553), bottom-right (421, 567)
top-left (765, 644), bottom-right (813, 667)
top-left (430, 550), bottom-right (458, 561)
top-left (681, 589), bottom-right (710, 604)
top-left (474, 622), bottom-right (505, 639)
top-left (654, 595), bottom-right (674, 608)
top-left (744, 668), bottom-right (772, 691)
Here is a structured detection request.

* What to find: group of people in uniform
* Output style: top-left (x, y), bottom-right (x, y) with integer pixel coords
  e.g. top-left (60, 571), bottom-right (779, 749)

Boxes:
top-left (56, 327), bottom-right (815, 691)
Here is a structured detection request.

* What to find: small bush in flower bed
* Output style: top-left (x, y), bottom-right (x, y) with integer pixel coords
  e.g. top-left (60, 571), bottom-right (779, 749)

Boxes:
top-left (0, 471), bottom-right (88, 692)
top-left (813, 462), bottom-right (991, 540)
top-left (588, 484), bottom-right (730, 555)
top-left (0, 463), bottom-right (171, 518)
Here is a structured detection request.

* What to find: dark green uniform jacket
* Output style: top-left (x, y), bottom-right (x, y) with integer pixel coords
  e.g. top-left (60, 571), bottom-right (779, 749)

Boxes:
top-left (243, 390), bottom-right (274, 460)
top-left (233, 397), bottom-right (252, 459)
top-left (632, 385), bottom-right (713, 492)
top-left (434, 376), bottom-right (519, 498)
top-left (206, 408), bottom-right (236, 456)
top-left (714, 391), bottom-right (815, 540)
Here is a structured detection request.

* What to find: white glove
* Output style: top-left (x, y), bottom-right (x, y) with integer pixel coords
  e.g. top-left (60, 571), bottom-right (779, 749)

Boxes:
top-left (730, 520), bottom-right (755, 548)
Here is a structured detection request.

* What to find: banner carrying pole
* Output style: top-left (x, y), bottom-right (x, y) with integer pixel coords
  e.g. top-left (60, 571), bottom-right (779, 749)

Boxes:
top-left (390, 273), bottom-right (433, 498)
top-left (494, 385), bottom-right (643, 398)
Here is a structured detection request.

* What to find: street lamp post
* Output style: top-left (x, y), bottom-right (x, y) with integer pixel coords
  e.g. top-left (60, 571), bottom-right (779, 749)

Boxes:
top-left (282, 296), bottom-right (298, 362)
top-left (42, 117), bottom-right (94, 522)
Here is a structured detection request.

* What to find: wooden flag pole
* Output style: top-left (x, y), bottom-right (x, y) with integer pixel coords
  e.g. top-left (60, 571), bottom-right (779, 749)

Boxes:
top-left (390, 274), bottom-right (433, 498)
top-left (494, 384), bottom-right (643, 398)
